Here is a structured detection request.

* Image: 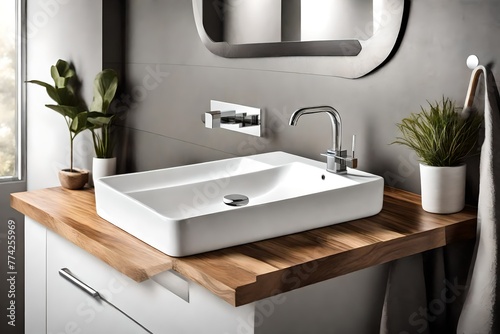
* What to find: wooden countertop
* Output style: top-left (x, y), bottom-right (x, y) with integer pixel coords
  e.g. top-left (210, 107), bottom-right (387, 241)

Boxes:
top-left (11, 186), bottom-right (477, 307)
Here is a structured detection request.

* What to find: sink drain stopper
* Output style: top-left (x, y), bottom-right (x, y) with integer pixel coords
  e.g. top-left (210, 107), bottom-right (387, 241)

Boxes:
top-left (223, 194), bottom-right (249, 207)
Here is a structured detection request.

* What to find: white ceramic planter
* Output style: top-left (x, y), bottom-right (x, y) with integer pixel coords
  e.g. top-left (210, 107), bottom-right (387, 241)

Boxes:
top-left (420, 163), bottom-right (466, 214)
top-left (92, 157), bottom-right (117, 185)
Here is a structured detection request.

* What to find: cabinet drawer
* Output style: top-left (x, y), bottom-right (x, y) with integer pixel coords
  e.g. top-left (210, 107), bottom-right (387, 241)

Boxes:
top-left (46, 230), bottom-right (254, 334)
top-left (47, 233), bottom-right (149, 334)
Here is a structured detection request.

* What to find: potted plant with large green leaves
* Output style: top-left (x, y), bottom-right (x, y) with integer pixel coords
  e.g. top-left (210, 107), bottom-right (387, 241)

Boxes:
top-left (393, 97), bottom-right (482, 213)
top-left (87, 69), bottom-right (119, 184)
top-left (27, 59), bottom-right (92, 189)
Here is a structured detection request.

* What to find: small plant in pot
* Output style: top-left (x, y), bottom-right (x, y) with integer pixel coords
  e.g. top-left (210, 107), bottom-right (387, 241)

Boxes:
top-left (87, 69), bottom-right (119, 183)
top-left (27, 59), bottom-right (92, 190)
top-left (393, 97), bottom-right (482, 213)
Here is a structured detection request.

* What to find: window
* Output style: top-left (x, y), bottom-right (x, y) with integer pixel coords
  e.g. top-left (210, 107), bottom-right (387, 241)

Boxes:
top-left (0, 1), bottom-right (23, 180)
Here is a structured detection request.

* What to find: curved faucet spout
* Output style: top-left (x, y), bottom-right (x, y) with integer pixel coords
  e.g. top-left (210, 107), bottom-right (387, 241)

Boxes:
top-left (289, 106), bottom-right (342, 151)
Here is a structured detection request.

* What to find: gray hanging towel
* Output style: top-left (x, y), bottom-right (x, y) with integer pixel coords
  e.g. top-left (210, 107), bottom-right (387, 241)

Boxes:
top-left (458, 65), bottom-right (500, 333)
top-left (379, 253), bottom-right (432, 334)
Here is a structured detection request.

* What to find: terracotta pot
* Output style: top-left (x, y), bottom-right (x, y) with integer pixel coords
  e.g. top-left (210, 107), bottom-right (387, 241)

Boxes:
top-left (420, 163), bottom-right (466, 214)
top-left (58, 169), bottom-right (89, 190)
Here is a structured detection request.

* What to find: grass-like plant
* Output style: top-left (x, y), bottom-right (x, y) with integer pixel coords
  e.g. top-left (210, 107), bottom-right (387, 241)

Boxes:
top-left (393, 97), bottom-right (482, 166)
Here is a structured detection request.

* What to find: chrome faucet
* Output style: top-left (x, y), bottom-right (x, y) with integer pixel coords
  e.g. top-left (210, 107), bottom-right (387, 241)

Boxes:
top-left (289, 106), bottom-right (357, 174)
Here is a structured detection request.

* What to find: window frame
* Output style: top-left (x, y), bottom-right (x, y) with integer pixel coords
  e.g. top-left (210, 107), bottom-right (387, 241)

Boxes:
top-left (0, 0), bottom-right (26, 183)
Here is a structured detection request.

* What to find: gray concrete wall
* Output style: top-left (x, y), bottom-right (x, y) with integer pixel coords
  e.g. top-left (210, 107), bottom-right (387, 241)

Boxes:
top-left (122, 0), bottom-right (500, 202)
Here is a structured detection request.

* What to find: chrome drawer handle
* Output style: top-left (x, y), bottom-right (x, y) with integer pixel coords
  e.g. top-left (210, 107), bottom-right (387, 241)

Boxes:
top-left (59, 268), bottom-right (100, 299)
top-left (58, 268), bottom-right (153, 333)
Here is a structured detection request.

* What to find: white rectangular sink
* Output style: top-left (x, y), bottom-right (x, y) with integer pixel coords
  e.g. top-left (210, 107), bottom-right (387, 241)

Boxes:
top-left (95, 152), bottom-right (384, 257)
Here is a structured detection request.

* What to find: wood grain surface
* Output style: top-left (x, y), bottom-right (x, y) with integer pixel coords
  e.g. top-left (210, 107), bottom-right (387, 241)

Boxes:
top-left (11, 186), bottom-right (476, 306)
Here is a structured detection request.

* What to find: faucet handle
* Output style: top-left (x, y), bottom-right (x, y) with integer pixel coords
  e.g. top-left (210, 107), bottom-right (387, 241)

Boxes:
top-left (346, 134), bottom-right (358, 169)
top-left (349, 134), bottom-right (358, 168)
top-left (347, 156), bottom-right (358, 169)
top-left (351, 135), bottom-right (356, 159)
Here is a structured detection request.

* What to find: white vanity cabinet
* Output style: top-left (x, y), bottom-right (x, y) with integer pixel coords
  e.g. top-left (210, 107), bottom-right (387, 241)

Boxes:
top-left (40, 220), bottom-right (256, 334)
top-left (46, 229), bottom-right (151, 334)
top-left (24, 216), bottom-right (389, 334)
top-left (33, 221), bottom-right (388, 334)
